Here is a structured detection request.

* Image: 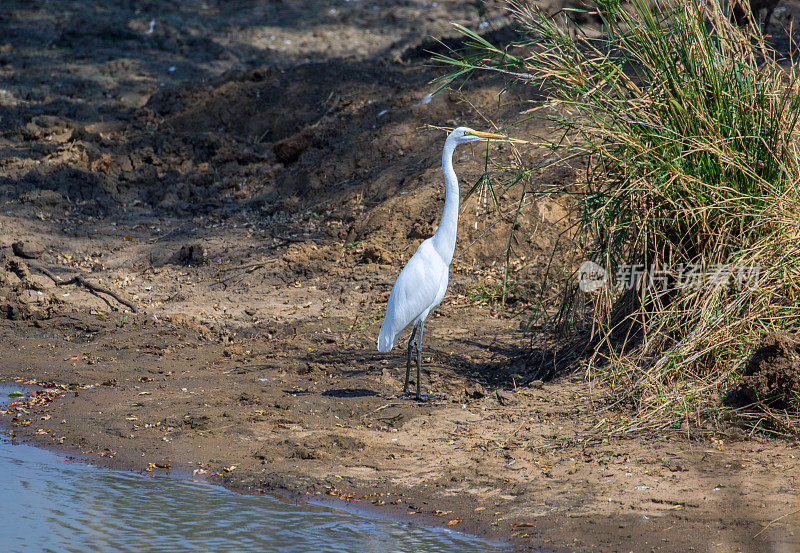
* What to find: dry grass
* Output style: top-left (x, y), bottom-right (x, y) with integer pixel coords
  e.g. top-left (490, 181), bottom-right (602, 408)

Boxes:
top-left (435, 0), bottom-right (800, 434)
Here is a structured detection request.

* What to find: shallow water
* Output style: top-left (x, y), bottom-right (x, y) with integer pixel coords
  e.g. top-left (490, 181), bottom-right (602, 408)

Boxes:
top-left (0, 390), bottom-right (507, 553)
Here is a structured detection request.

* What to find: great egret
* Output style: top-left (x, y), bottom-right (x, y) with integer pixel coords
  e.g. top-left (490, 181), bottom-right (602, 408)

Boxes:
top-left (377, 127), bottom-right (509, 400)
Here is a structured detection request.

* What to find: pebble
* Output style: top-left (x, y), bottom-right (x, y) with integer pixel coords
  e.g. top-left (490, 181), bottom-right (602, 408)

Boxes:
top-left (12, 240), bottom-right (45, 259)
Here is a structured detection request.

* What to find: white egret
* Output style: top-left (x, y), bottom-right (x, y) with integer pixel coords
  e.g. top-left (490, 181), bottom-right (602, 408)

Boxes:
top-left (377, 127), bottom-right (509, 400)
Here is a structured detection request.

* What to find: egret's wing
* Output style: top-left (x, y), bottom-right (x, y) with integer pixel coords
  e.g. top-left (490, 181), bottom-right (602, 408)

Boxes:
top-left (377, 242), bottom-right (445, 351)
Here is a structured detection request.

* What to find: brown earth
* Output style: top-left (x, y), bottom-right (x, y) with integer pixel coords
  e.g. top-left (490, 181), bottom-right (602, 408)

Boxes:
top-left (736, 332), bottom-right (800, 410)
top-left (1, 1), bottom-right (800, 552)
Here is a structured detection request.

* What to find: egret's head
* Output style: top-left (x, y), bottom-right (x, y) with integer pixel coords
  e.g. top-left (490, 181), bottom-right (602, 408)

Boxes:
top-left (450, 126), bottom-right (508, 144)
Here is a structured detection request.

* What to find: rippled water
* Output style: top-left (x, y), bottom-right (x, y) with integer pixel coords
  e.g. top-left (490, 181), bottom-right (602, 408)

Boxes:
top-left (0, 409), bottom-right (507, 553)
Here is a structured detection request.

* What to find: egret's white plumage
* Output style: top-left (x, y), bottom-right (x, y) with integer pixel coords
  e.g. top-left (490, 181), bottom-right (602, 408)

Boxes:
top-left (377, 126), bottom-right (509, 399)
top-left (377, 238), bottom-right (449, 352)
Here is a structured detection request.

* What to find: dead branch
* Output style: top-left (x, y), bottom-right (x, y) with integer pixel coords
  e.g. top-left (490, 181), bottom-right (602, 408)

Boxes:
top-left (32, 264), bottom-right (138, 312)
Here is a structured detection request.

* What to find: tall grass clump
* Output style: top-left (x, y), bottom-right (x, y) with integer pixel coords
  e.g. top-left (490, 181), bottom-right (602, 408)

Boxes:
top-left (435, 0), bottom-right (800, 432)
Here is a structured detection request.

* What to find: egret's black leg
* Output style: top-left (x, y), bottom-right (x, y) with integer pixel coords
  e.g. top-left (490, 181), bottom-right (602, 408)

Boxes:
top-left (415, 319), bottom-right (425, 400)
top-left (405, 322), bottom-right (418, 394)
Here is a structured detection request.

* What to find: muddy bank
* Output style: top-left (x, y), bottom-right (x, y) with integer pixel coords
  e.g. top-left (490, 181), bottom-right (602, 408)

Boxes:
top-left (4, 316), bottom-right (800, 552)
top-left (1, 1), bottom-right (800, 552)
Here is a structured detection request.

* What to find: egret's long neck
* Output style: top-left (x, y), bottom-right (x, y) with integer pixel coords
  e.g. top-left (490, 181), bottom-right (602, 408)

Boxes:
top-left (432, 138), bottom-right (459, 266)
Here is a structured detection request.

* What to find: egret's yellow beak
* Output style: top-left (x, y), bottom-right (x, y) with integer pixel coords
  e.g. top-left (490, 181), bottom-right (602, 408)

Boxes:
top-left (468, 130), bottom-right (509, 140)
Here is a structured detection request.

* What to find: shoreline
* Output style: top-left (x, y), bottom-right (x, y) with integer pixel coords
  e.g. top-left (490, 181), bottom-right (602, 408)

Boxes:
top-left (0, 377), bottom-right (517, 550)
top-left (0, 430), bottom-right (508, 551)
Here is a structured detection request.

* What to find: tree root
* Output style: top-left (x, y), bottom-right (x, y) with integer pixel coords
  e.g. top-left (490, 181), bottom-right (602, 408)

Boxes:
top-left (31, 264), bottom-right (138, 313)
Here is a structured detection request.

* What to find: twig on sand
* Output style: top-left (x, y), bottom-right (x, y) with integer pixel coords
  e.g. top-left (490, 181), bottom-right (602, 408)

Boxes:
top-left (373, 403), bottom-right (405, 413)
top-left (32, 264), bottom-right (138, 312)
top-left (217, 261), bottom-right (273, 273)
top-left (753, 507), bottom-right (800, 538)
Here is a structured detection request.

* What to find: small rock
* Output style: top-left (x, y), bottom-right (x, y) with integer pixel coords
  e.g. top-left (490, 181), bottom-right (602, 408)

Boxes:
top-left (20, 116), bottom-right (70, 141)
top-left (12, 240), bottom-right (45, 259)
top-left (362, 245), bottom-right (392, 264)
top-left (183, 414), bottom-right (211, 430)
top-left (408, 221), bottom-right (434, 239)
top-left (296, 363), bottom-right (314, 375)
top-left (496, 389), bottom-right (517, 406)
top-left (175, 243), bottom-right (207, 265)
top-left (529, 379), bottom-right (544, 389)
top-left (20, 121), bottom-right (46, 141)
top-left (273, 127), bottom-right (316, 164)
top-left (465, 382), bottom-right (486, 399)
top-left (19, 189), bottom-right (66, 208)
top-left (223, 344), bottom-right (244, 357)
top-left (380, 368), bottom-right (396, 387)
top-left (293, 445), bottom-right (317, 460)
top-left (238, 392), bottom-right (260, 405)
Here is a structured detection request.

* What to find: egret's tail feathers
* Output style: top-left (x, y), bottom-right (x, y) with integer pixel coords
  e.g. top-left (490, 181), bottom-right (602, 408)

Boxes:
top-left (377, 323), bottom-right (396, 352)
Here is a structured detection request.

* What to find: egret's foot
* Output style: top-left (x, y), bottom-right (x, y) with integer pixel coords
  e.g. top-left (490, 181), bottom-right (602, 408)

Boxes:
top-left (413, 393), bottom-right (441, 402)
top-left (395, 390), bottom-right (439, 401)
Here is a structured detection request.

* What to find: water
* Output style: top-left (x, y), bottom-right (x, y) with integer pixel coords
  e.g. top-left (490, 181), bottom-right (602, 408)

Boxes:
top-left (0, 394), bottom-right (507, 553)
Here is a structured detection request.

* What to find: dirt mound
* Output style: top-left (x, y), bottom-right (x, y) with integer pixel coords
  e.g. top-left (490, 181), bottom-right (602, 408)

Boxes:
top-left (738, 332), bottom-right (800, 409)
top-left (146, 61), bottom-right (400, 143)
top-left (0, 53), bottom-right (579, 335)
top-left (255, 434), bottom-right (368, 462)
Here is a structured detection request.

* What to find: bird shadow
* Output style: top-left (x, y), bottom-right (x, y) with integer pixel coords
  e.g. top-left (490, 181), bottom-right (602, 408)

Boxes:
top-left (303, 329), bottom-right (584, 397)
top-left (322, 388), bottom-right (380, 398)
